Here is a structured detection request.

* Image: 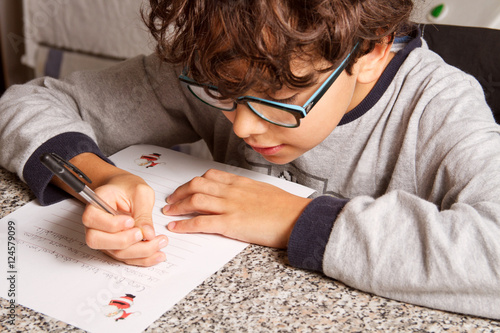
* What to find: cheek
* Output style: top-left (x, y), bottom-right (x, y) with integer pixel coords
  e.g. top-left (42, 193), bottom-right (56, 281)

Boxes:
top-left (288, 74), bottom-right (356, 150)
top-left (288, 120), bottom-right (332, 151)
top-left (304, 73), bottom-right (355, 126)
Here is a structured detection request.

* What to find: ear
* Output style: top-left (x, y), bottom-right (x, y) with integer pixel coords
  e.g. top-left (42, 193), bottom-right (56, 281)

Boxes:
top-left (356, 41), bottom-right (393, 84)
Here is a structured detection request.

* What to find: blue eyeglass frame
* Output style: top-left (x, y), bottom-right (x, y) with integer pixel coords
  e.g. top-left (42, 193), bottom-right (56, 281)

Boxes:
top-left (179, 42), bottom-right (360, 128)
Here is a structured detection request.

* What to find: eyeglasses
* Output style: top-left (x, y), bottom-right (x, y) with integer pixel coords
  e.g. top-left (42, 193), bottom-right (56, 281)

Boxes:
top-left (179, 43), bottom-right (359, 128)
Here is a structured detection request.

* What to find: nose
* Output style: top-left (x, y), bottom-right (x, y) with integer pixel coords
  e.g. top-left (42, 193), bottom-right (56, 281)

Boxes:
top-left (228, 104), bottom-right (269, 138)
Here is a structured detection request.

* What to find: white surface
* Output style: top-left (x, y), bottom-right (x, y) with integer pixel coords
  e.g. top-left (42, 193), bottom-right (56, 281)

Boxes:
top-left (22, 0), bottom-right (154, 68)
top-left (0, 145), bottom-right (315, 333)
top-left (413, 0), bottom-right (500, 29)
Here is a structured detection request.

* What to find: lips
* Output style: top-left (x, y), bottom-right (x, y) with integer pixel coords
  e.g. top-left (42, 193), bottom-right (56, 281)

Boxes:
top-left (249, 144), bottom-right (284, 156)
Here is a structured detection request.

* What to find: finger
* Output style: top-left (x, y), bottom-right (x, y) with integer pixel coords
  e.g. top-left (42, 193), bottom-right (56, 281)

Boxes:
top-left (201, 168), bottom-right (236, 184)
top-left (166, 174), bottom-right (226, 204)
top-left (130, 183), bottom-right (156, 240)
top-left (85, 227), bottom-right (144, 250)
top-left (167, 215), bottom-right (228, 235)
top-left (82, 205), bottom-right (135, 233)
top-left (168, 214), bottom-right (289, 248)
top-left (163, 193), bottom-right (226, 216)
top-left (106, 235), bottom-right (168, 260)
top-left (104, 249), bottom-right (167, 267)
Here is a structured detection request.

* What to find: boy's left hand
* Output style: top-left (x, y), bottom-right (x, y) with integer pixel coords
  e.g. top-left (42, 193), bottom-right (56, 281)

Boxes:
top-left (163, 168), bottom-right (311, 248)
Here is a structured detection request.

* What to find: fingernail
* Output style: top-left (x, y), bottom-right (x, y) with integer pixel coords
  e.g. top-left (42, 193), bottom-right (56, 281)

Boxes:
top-left (125, 218), bottom-right (135, 228)
top-left (162, 205), bottom-right (170, 214)
top-left (142, 225), bottom-right (154, 239)
top-left (167, 221), bottom-right (176, 231)
top-left (165, 195), bottom-right (172, 204)
top-left (134, 230), bottom-right (143, 242)
top-left (159, 238), bottom-right (168, 249)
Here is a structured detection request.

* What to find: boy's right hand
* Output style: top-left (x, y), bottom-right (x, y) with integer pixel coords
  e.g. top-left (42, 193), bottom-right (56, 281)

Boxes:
top-left (53, 153), bottom-right (168, 267)
top-left (80, 173), bottom-right (168, 266)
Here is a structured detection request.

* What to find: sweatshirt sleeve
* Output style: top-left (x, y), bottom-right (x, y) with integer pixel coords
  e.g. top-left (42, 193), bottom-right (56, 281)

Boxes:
top-left (22, 132), bottom-right (113, 205)
top-left (287, 196), bottom-right (348, 271)
top-left (288, 55), bottom-right (500, 320)
top-left (289, 128), bottom-right (500, 321)
top-left (0, 54), bottom-right (201, 204)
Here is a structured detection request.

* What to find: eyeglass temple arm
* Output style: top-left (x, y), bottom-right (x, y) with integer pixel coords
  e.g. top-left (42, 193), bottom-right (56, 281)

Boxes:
top-left (303, 42), bottom-right (360, 113)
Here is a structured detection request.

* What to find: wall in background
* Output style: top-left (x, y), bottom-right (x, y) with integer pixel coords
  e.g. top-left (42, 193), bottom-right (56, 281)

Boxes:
top-left (1, 0), bottom-right (499, 93)
top-left (0, 0), bottom-right (33, 89)
top-left (0, 49), bottom-right (5, 96)
top-left (413, 0), bottom-right (500, 30)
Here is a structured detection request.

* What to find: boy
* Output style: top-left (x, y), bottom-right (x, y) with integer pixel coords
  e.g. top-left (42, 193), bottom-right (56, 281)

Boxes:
top-left (1, 0), bottom-right (499, 320)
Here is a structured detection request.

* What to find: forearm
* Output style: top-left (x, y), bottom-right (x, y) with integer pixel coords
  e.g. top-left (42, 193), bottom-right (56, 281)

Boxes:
top-left (290, 190), bottom-right (500, 320)
top-left (0, 55), bottom-right (189, 185)
top-left (18, 132), bottom-right (114, 205)
top-left (0, 77), bottom-right (97, 179)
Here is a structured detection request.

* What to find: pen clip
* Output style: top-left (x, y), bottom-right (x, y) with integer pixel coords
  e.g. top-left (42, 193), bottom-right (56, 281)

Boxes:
top-left (48, 153), bottom-right (92, 184)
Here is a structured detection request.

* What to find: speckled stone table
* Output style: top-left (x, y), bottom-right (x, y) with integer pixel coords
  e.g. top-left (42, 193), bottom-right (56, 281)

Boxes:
top-left (1, 166), bottom-right (500, 332)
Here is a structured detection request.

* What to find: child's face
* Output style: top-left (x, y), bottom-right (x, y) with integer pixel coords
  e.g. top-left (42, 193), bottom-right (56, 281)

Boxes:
top-left (222, 63), bottom-right (359, 165)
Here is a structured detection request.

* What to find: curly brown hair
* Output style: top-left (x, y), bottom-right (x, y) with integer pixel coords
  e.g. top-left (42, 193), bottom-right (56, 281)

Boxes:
top-left (142, 0), bottom-right (414, 98)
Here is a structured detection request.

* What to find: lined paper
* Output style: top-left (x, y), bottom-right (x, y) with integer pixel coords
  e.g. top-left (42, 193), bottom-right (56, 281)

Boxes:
top-left (0, 144), bottom-right (315, 333)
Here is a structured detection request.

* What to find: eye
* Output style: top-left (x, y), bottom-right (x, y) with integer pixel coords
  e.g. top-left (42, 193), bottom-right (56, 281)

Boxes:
top-left (267, 94), bottom-right (298, 105)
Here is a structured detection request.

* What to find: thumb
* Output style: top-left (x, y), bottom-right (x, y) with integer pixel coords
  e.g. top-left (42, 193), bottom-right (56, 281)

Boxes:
top-left (131, 184), bottom-right (156, 241)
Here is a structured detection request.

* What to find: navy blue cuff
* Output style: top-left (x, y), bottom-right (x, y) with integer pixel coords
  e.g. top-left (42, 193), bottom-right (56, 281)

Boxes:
top-left (287, 196), bottom-right (349, 272)
top-left (23, 132), bottom-right (114, 205)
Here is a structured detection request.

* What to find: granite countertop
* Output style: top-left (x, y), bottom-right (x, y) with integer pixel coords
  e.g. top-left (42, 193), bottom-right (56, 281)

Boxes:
top-left (1, 166), bottom-right (499, 332)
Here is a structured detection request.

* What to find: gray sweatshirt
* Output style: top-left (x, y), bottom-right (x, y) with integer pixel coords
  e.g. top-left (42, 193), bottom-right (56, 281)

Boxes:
top-left (1, 29), bottom-right (499, 320)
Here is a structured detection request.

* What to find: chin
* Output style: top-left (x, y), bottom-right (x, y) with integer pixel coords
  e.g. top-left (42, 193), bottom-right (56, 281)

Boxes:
top-left (262, 154), bottom-right (296, 165)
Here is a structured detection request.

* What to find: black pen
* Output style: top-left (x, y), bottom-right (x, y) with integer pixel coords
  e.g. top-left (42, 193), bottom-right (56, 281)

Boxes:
top-left (40, 153), bottom-right (118, 215)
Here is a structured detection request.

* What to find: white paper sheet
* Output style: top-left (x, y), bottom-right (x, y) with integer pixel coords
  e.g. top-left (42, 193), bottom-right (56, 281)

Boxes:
top-left (0, 144), bottom-right (315, 332)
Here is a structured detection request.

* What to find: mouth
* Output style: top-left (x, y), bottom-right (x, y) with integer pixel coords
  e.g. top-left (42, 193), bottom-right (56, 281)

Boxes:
top-left (248, 144), bottom-right (285, 156)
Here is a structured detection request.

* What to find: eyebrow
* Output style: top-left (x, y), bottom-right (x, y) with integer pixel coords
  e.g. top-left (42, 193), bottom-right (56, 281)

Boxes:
top-left (263, 93), bottom-right (299, 104)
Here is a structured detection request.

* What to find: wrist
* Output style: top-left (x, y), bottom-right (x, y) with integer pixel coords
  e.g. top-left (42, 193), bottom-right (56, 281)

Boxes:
top-left (69, 153), bottom-right (129, 189)
top-left (23, 132), bottom-right (114, 205)
top-left (53, 153), bottom-right (128, 196)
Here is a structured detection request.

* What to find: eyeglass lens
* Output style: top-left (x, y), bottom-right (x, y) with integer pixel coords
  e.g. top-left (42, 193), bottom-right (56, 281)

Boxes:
top-left (187, 84), bottom-right (299, 126)
top-left (187, 85), bottom-right (235, 111)
top-left (246, 101), bottom-right (299, 126)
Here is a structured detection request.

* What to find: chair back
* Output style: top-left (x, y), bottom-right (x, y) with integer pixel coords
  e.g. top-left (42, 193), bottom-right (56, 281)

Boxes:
top-left (422, 24), bottom-right (500, 123)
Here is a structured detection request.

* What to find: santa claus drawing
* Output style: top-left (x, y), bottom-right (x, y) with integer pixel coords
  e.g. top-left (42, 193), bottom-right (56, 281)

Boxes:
top-left (102, 294), bottom-right (141, 321)
top-left (134, 153), bottom-right (164, 168)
